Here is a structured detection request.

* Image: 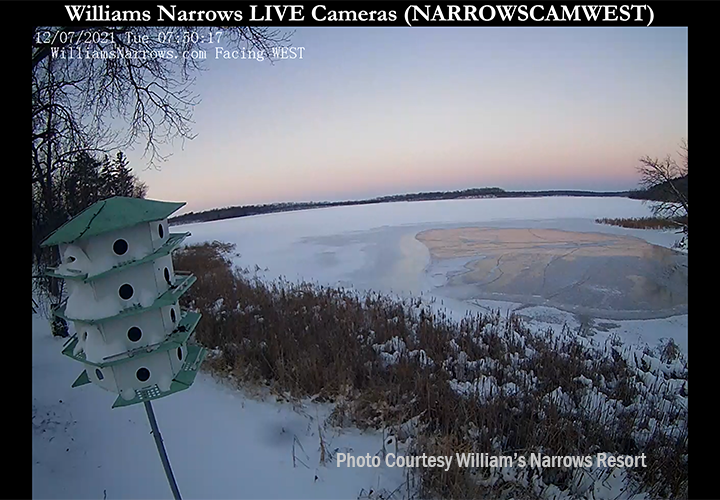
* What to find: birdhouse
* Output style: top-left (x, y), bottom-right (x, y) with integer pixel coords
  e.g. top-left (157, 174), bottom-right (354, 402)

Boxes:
top-left (41, 196), bottom-right (206, 408)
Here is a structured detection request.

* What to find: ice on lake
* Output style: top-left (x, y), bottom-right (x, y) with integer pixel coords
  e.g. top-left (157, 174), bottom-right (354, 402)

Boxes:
top-left (175, 196), bottom-right (688, 355)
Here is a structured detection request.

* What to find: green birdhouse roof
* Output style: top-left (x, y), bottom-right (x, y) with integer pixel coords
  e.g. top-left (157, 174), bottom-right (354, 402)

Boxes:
top-left (41, 197), bottom-right (186, 247)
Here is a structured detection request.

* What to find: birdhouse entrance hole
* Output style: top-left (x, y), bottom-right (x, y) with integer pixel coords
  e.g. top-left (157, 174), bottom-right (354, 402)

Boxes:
top-left (119, 284), bottom-right (134, 300)
top-left (136, 367), bottom-right (151, 382)
top-left (113, 238), bottom-right (129, 256)
top-left (127, 326), bottom-right (142, 342)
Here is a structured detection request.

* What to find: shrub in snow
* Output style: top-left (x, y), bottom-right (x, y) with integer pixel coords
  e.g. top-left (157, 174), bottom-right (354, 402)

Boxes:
top-left (174, 241), bottom-right (688, 500)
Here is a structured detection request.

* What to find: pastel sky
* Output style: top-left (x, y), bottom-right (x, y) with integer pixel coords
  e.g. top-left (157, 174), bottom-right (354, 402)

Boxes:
top-left (128, 27), bottom-right (688, 214)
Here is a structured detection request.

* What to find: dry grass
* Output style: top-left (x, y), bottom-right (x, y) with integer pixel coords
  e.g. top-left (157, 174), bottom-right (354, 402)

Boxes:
top-left (174, 241), bottom-right (688, 499)
top-left (595, 216), bottom-right (687, 231)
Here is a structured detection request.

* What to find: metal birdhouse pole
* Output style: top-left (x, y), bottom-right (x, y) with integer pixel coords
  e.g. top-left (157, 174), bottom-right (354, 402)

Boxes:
top-left (145, 400), bottom-right (182, 500)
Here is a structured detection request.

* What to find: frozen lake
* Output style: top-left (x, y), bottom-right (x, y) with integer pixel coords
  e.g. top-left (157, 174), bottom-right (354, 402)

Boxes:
top-left (175, 197), bottom-right (688, 353)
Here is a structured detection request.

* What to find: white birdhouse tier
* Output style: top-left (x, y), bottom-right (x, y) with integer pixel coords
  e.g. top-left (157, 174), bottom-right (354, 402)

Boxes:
top-left (40, 197), bottom-right (206, 409)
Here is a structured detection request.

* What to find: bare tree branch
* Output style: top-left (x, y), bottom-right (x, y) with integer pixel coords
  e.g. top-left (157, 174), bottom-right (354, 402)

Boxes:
top-left (635, 138), bottom-right (688, 236)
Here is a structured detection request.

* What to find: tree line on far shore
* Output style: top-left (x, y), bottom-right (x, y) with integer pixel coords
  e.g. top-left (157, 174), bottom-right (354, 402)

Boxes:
top-left (167, 187), bottom-right (637, 226)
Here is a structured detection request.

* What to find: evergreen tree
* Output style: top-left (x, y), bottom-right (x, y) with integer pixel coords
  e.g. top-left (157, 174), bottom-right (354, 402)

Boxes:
top-left (63, 151), bottom-right (102, 217)
top-left (133, 180), bottom-right (149, 199)
top-left (98, 154), bottom-right (114, 198)
top-left (112, 151), bottom-right (136, 197)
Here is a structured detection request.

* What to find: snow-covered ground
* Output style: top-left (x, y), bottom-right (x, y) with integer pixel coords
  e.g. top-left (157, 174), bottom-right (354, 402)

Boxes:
top-left (32, 312), bottom-right (408, 499)
top-left (33, 197), bottom-right (688, 499)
